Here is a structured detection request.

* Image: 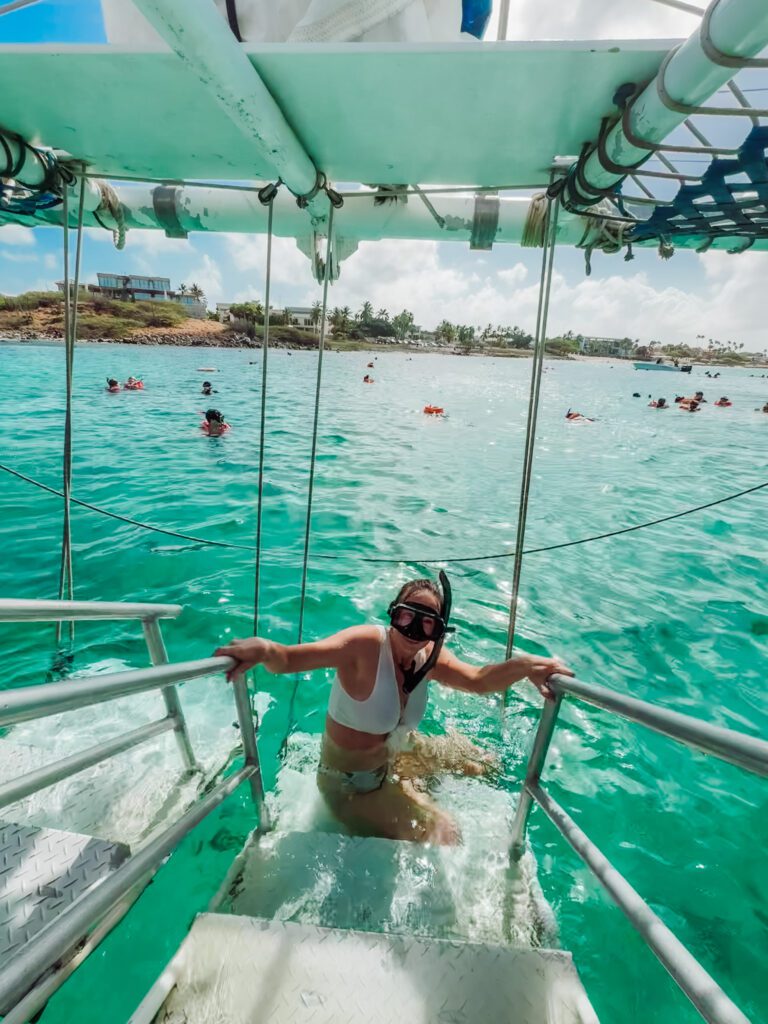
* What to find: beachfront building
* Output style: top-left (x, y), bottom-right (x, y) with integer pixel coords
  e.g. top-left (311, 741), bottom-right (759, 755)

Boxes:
top-left (56, 273), bottom-right (207, 318)
top-left (284, 306), bottom-right (314, 328)
top-left (216, 303), bottom-right (234, 322)
top-left (577, 335), bottom-right (635, 359)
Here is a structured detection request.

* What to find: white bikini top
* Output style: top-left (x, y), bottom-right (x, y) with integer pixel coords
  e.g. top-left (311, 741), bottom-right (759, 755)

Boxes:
top-left (327, 626), bottom-right (429, 736)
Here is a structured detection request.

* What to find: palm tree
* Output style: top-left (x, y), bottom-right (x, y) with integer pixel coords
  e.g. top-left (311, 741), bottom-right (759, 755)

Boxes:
top-left (341, 306), bottom-right (352, 333)
top-left (178, 283), bottom-right (188, 296)
top-left (358, 300), bottom-right (374, 325)
top-left (189, 283), bottom-right (204, 302)
top-left (376, 308), bottom-right (390, 323)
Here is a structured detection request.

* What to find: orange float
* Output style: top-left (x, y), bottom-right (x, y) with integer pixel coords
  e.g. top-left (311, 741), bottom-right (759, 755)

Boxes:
top-left (423, 405), bottom-right (444, 415)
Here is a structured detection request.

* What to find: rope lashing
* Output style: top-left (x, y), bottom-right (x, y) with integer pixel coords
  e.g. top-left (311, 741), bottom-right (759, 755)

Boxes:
top-left (521, 193), bottom-right (548, 247)
top-left (3, 462), bottom-right (765, 565)
top-left (94, 180), bottom-right (126, 250)
top-left (523, 192), bottom-right (630, 274)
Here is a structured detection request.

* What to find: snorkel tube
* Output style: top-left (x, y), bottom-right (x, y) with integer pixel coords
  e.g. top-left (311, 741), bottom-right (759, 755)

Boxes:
top-left (402, 570), bottom-right (453, 695)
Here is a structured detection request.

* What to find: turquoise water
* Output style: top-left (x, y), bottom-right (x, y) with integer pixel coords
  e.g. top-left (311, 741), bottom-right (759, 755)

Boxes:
top-left (1, 341), bottom-right (767, 1022)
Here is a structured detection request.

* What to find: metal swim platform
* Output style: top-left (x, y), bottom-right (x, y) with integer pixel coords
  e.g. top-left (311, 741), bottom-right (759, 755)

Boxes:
top-left (0, 598), bottom-right (765, 1023)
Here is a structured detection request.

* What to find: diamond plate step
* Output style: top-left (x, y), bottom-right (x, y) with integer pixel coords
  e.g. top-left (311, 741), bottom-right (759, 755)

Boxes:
top-left (0, 819), bottom-right (129, 1007)
top-left (153, 914), bottom-right (598, 1024)
top-left (220, 827), bottom-right (555, 948)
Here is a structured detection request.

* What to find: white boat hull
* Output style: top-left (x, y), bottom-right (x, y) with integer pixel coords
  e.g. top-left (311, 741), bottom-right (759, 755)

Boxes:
top-left (634, 362), bottom-right (691, 372)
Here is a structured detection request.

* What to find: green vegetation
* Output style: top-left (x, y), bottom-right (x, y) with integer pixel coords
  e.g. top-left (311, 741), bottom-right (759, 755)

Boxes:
top-left (0, 290), bottom-right (189, 338)
top-left (0, 290), bottom-right (61, 311)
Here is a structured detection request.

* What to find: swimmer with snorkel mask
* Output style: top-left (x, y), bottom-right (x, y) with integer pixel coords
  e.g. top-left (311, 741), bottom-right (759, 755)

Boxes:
top-left (215, 572), bottom-right (571, 845)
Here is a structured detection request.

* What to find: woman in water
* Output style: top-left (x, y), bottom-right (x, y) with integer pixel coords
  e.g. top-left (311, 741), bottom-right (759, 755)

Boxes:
top-left (215, 573), bottom-right (571, 845)
top-left (202, 408), bottom-right (229, 436)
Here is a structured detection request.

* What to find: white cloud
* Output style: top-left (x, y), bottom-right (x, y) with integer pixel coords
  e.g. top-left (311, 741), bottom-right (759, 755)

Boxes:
top-left (1, 251), bottom-right (37, 263)
top-left (498, 263), bottom-right (528, 286)
top-left (44, 253), bottom-right (57, 270)
top-left (184, 253), bottom-right (223, 307)
top-left (0, 225), bottom-right (36, 247)
top-left (319, 238), bottom-right (768, 350)
top-left (223, 233), bottom-right (313, 291)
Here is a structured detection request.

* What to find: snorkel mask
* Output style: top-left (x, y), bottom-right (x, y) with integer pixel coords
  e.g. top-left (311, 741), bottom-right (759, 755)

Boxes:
top-left (388, 571), bottom-right (454, 693)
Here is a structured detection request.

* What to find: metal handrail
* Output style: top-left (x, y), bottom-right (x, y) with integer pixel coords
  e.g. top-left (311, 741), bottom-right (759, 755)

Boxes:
top-left (0, 765), bottom-right (255, 1013)
top-left (509, 673), bottom-right (765, 1024)
top-left (0, 642), bottom-right (271, 1018)
top-left (0, 599), bottom-right (182, 622)
top-left (550, 673), bottom-right (768, 777)
top-left (0, 657), bottom-right (231, 727)
top-left (0, 717), bottom-right (175, 810)
top-left (2, 598), bottom-right (195, 769)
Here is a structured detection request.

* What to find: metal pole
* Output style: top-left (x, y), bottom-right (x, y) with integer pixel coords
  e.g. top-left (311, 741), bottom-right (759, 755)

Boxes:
top-left (142, 618), bottom-right (198, 772)
top-left (531, 784), bottom-right (752, 1024)
top-left (504, 192), bottom-right (560, 663)
top-left (253, 198), bottom-right (273, 637)
top-left (32, 182), bottom-right (612, 249)
top-left (0, 765), bottom-right (255, 1012)
top-left (496, 0), bottom-right (510, 40)
top-left (132, 0), bottom-right (324, 215)
top-left (508, 694), bottom-right (562, 860)
top-left (232, 675), bottom-right (271, 831)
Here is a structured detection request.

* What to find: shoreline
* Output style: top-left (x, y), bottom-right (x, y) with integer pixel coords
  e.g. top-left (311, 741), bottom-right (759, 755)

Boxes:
top-left (2, 334), bottom-right (766, 369)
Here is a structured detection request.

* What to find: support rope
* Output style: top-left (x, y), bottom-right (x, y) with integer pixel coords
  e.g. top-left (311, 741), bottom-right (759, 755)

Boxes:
top-left (55, 185), bottom-right (71, 645)
top-left (55, 175), bottom-right (86, 645)
top-left (505, 189), bottom-right (560, 665)
top-left (281, 206), bottom-right (335, 755)
top-left (253, 197), bottom-right (274, 636)
top-left (2, 462), bottom-right (765, 565)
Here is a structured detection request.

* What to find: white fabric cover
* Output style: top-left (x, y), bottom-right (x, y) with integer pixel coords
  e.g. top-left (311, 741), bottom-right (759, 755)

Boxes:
top-left (101, 0), bottom-right (468, 44)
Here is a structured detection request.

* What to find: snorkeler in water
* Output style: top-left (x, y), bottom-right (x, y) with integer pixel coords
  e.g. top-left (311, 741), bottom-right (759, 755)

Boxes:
top-left (201, 408), bottom-right (230, 436)
top-left (215, 573), bottom-right (571, 845)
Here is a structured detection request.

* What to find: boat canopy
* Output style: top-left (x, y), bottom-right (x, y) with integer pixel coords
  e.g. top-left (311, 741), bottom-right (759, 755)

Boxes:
top-left (1, 0), bottom-right (768, 276)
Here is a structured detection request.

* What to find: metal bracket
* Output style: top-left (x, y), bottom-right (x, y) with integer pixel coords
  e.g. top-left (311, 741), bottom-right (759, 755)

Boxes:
top-left (699, 0), bottom-right (768, 70)
top-left (656, 46), bottom-right (768, 118)
top-left (470, 191), bottom-right (499, 250)
top-left (152, 185), bottom-right (188, 239)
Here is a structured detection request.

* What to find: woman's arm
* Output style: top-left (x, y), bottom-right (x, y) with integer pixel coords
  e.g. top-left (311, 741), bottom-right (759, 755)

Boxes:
top-left (214, 626), bottom-right (370, 682)
top-left (431, 647), bottom-right (573, 700)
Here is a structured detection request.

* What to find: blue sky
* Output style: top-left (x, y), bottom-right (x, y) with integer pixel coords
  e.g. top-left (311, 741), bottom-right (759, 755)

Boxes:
top-left (0, 0), bottom-right (104, 43)
top-left (1, 0), bottom-right (766, 350)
